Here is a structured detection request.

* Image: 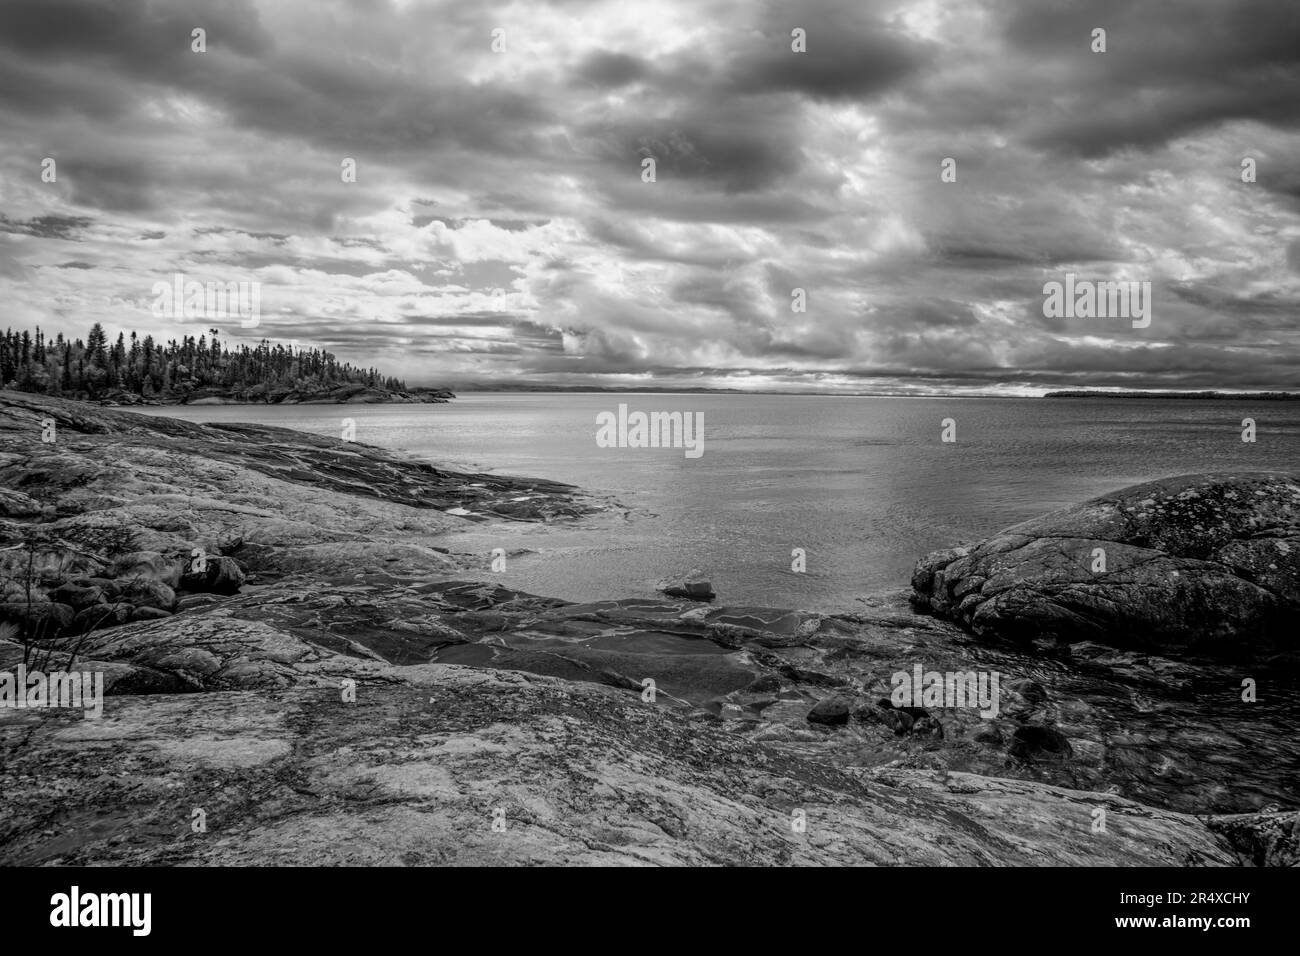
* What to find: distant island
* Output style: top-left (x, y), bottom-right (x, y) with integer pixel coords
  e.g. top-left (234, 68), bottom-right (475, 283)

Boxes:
top-left (1, 322), bottom-right (453, 405)
top-left (1044, 390), bottom-right (1300, 400)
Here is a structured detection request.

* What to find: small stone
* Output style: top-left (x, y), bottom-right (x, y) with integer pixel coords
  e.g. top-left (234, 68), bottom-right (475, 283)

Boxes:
top-left (656, 569), bottom-right (716, 602)
top-left (180, 555), bottom-right (245, 595)
top-left (807, 698), bottom-right (851, 726)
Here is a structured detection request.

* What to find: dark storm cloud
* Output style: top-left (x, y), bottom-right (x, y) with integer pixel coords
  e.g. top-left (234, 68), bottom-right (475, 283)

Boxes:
top-left (724, 0), bottom-right (932, 101)
top-left (0, 214), bottom-right (94, 239)
top-left (63, 158), bottom-right (160, 214)
top-left (196, 227), bottom-right (291, 243)
top-left (574, 51), bottom-right (650, 88)
top-left (619, 121), bottom-right (804, 194)
top-left (1000, 0), bottom-right (1300, 156)
top-left (0, 0), bottom-right (271, 60)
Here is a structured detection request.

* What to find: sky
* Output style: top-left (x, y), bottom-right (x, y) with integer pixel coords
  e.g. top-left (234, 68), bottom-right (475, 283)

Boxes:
top-left (1, 0), bottom-right (1298, 394)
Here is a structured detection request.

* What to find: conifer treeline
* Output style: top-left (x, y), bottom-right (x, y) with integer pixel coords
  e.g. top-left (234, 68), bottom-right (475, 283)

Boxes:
top-left (1, 323), bottom-right (408, 401)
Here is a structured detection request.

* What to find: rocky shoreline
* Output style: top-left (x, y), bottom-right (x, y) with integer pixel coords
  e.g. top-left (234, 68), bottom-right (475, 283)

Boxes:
top-left (1, 390), bottom-right (1297, 866)
top-left (83, 382), bottom-right (455, 407)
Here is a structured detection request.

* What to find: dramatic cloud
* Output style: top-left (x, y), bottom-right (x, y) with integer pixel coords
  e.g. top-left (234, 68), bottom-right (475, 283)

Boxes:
top-left (1, 0), bottom-right (1298, 392)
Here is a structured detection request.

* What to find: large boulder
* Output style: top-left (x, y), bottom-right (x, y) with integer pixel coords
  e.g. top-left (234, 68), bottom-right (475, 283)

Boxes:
top-left (118, 578), bottom-right (177, 611)
top-left (911, 473), bottom-right (1300, 657)
top-left (48, 582), bottom-right (109, 611)
top-left (0, 489), bottom-right (42, 518)
top-left (0, 600), bottom-right (75, 637)
top-left (71, 603), bottom-right (132, 634)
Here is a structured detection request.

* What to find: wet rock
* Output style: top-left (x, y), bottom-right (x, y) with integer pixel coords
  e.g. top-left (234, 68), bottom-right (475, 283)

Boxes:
top-left (1006, 677), bottom-right (1047, 704)
top-left (598, 669), bottom-right (643, 692)
top-left (777, 663), bottom-right (849, 687)
top-left (1002, 677), bottom-right (1049, 717)
top-left (1009, 724), bottom-right (1073, 760)
top-left (657, 569), bottom-right (716, 602)
top-left (912, 473), bottom-right (1300, 658)
top-left (807, 697), bottom-right (852, 726)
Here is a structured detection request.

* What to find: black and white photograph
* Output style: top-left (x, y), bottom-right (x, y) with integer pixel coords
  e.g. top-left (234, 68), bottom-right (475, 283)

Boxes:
top-left (1, 0), bottom-right (1297, 922)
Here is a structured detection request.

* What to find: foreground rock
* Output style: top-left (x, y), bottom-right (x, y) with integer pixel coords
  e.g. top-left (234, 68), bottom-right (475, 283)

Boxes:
top-left (911, 473), bottom-right (1300, 658)
top-left (0, 653), bottom-right (1270, 866)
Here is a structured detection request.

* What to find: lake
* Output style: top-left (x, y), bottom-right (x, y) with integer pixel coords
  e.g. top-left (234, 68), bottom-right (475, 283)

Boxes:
top-left (137, 393), bottom-right (1300, 612)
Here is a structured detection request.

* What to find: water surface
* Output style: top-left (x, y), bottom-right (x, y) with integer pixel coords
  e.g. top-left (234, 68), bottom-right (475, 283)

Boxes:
top-left (139, 393), bottom-right (1300, 611)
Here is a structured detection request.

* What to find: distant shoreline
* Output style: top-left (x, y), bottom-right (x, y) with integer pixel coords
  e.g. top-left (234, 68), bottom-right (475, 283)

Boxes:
top-left (88, 384), bottom-right (455, 407)
top-left (1043, 390), bottom-right (1300, 400)
top-left (441, 385), bottom-right (1300, 399)
top-left (71, 385), bottom-right (1300, 404)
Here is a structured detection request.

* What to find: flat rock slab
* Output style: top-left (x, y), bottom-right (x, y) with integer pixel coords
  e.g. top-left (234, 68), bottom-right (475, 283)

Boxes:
top-left (0, 674), bottom-right (1257, 867)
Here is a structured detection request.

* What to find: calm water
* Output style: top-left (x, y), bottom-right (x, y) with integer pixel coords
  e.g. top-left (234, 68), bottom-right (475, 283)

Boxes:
top-left (138, 394), bottom-right (1300, 612)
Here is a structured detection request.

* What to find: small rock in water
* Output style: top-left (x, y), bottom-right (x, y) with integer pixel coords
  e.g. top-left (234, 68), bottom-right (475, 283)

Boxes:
top-left (657, 568), bottom-right (716, 602)
top-left (807, 697), bottom-right (852, 726)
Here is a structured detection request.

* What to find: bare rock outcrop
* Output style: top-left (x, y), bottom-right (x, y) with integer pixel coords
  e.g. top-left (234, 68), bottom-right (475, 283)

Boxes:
top-left (912, 473), bottom-right (1300, 658)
